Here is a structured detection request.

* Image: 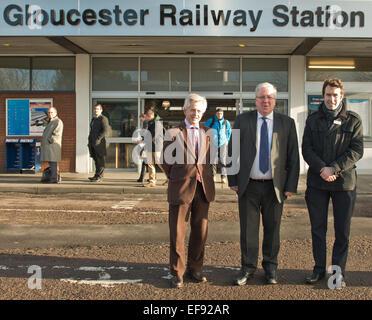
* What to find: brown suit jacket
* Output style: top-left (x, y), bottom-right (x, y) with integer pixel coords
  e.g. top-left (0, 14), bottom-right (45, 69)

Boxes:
top-left (162, 121), bottom-right (215, 205)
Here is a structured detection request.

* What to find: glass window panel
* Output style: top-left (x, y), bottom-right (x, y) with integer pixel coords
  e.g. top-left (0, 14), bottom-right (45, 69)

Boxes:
top-left (105, 143), bottom-right (136, 169)
top-left (92, 58), bottom-right (138, 91)
top-left (307, 57), bottom-right (372, 82)
top-left (144, 98), bottom-right (185, 129)
top-left (141, 58), bottom-right (189, 91)
top-left (242, 99), bottom-right (288, 115)
top-left (32, 57), bottom-right (75, 91)
top-left (92, 98), bottom-right (138, 138)
top-left (0, 57), bottom-right (30, 91)
top-left (242, 59), bottom-right (288, 92)
top-left (191, 58), bottom-right (240, 92)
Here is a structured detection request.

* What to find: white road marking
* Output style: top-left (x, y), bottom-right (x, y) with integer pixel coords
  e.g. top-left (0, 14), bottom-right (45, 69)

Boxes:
top-left (139, 211), bottom-right (168, 215)
top-left (60, 278), bottom-right (142, 288)
top-left (0, 206), bottom-right (166, 215)
top-left (1, 264), bottom-right (241, 287)
top-left (111, 198), bottom-right (143, 210)
top-left (0, 265), bottom-right (10, 270)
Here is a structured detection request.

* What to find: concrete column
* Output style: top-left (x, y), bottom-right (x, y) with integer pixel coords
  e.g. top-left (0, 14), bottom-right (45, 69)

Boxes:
top-left (75, 54), bottom-right (90, 173)
top-left (289, 55), bottom-right (307, 174)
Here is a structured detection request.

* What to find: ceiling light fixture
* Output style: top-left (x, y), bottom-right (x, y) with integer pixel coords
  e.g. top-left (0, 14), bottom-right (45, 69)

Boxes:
top-left (308, 57), bottom-right (355, 70)
top-left (308, 65), bottom-right (355, 69)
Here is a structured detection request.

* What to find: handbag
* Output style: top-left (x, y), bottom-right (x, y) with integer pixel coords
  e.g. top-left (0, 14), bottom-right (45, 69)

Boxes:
top-left (41, 167), bottom-right (62, 183)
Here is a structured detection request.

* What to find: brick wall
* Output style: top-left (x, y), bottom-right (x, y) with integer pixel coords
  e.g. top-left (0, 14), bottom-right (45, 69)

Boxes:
top-left (0, 93), bottom-right (76, 173)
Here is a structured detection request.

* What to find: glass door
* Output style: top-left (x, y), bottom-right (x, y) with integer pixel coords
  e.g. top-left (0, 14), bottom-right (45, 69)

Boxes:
top-left (92, 98), bottom-right (139, 169)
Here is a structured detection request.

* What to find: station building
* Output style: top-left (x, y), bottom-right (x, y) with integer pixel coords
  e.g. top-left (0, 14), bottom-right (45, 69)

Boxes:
top-left (1, 0), bottom-right (372, 174)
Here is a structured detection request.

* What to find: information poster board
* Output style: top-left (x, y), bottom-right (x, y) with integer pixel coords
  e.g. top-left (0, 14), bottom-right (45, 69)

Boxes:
top-left (307, 95), bottom-right (323, 114)
top-left (6, 99), bottom-right (52, 136)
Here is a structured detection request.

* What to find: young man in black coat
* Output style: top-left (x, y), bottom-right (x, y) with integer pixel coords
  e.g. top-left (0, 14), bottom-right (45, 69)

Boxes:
top-left (88, 104), bottom-right (110, 182)
top-left (302, 78), bottom-right (364, 289)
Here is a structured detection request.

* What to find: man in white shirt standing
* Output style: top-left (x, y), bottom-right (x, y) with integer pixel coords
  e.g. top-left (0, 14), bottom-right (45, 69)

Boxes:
top-left (228, 82), bottom-right (300, 285)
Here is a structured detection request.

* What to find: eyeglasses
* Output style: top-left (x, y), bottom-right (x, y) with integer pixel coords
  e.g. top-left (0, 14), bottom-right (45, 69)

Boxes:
top-left (256, 96), bottom-right (276, 101)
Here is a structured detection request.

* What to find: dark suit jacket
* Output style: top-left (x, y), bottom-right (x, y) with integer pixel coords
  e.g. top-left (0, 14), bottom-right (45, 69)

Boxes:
top-left (162, 121), bottom-right (215, 205)
top-left (88, 114), bottom-right (110, 157)
top-left (228, 110), bottom-right (300, 203)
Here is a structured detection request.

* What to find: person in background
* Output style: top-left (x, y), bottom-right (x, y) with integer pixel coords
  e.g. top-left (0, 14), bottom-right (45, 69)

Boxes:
top-left (204, 108), bottom-right (232, 184)
top-left (136, 112), bottom-right (148, 183)
top-left (302, 78), bottom-right (363, 289)
top-left (40, 106), bottom-right (64, 184)
top-left (143, 109), bottom-right (168, 187)
top-left (88, 104), bottom-right (109, 182)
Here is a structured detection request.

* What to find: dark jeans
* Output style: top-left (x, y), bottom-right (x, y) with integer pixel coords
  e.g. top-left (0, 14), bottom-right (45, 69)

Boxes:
top-left (305, 186), bottom-right (356, 275)
top-left (91, 149), bottom-right (105, 177)
top-left (238, 180), bottom-right (283, 273)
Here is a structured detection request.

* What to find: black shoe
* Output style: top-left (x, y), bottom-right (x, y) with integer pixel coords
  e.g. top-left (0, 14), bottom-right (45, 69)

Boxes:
top-left (234, 270), bottom-right (255, 286)
top-left (170, 276), bottom-right (183, 289)
top-left (305, 271), bottom-right (326, 284)
top-left (88, 176), bottom-right (97, 181)
top-left (137, 178), bottom-right (144, 182)
top-left (265, 271), bottom-right (278, 285)
top-left (89, 176), bottom-right (102, 182)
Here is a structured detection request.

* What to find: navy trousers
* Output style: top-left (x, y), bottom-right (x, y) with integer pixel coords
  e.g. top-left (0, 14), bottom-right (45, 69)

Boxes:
top-left (305, 186), bottom-right (356, 276)
top-left (238, 180), bottom-right (283, 273)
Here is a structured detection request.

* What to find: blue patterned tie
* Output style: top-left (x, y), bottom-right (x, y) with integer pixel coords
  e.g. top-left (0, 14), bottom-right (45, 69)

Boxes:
top-left (259, 117), bottom-right (269, 174)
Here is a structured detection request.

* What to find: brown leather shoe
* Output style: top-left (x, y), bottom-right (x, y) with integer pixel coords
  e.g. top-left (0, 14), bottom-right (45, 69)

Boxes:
top-left (170, 276), bottom-right (183, 289)
top-left (186, 270), bottom-right (207, 283)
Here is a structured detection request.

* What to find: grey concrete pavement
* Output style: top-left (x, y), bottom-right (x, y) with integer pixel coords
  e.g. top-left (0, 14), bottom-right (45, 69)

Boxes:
top-left (0, 171), bottom-right (371, 195)
top-left (1, 215), bottom-right (371, 250)
top-left (0, 171), bottom-right (371, 250)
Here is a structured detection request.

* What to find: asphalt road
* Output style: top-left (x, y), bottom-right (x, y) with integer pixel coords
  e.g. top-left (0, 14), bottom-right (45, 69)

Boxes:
top-left (0, 192), bottom-right (371, 303)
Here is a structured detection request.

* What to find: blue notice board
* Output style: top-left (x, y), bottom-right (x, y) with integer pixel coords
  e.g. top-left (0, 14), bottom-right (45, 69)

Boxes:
top-left (7, 99), bottom-right (30, 136)
top-left (308, 95), bottom-right (323, 114)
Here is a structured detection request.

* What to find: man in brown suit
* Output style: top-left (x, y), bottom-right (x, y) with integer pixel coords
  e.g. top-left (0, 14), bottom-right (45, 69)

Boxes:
top-left (162, 93), bottom-right (215, 289)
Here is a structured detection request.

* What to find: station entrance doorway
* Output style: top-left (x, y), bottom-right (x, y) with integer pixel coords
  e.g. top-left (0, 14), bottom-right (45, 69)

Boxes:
top-left (144, 98), bottom-right (238, 128)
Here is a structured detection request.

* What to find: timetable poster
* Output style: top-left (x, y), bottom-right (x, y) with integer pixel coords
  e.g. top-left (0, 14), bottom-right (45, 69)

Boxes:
top-left (7, 99), bottom-right (53, 136)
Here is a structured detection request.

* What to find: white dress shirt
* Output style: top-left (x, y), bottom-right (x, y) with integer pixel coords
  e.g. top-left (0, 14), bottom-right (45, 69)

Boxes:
top-left (249, 111), bottom-right (274, 180)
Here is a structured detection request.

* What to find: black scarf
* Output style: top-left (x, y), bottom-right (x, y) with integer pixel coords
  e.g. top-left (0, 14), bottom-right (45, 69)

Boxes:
top-left (322, 101), bottom-right (343, 128)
